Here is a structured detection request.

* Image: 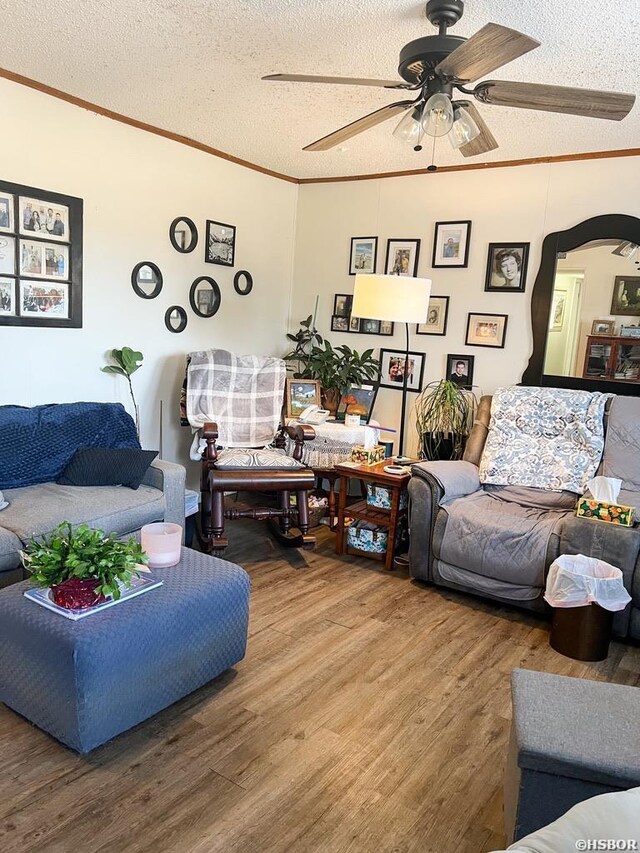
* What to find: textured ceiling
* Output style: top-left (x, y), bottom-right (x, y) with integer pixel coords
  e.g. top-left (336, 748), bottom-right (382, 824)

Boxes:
top-left (2, 0), bottom-right (639, 179)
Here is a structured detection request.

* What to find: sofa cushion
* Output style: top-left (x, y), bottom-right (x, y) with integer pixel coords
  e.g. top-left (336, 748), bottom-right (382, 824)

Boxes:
top-left (0, 402), bottom-right (140, 490)
top-left (0, 483), bottom-right (165, 542)
top-left (57, 447), bottom-right (158, 490)
top-left (435, 489), bottom-right (572, 587)
top-left (0, 526), bottom-right (22, 572)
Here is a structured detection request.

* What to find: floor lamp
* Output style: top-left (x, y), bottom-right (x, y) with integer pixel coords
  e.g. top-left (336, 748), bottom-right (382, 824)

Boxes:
top-left (352, 274), bottom-right (432, 457)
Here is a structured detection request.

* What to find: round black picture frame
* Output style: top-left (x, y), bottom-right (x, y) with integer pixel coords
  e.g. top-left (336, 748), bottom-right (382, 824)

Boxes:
top-left (169, 217), bottom-right (198, 254)
top-left (233, 270), bottom-right (253, 296)
top-left (189, 276), bottom-right (221, 318)
top-left (131, 261), bottom-right (163, 299)
top-left (164, 305), bottom-right (188, 333)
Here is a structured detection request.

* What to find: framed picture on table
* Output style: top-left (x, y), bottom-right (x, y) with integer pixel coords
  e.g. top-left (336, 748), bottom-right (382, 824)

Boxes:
top-left (285, 378), bottom-right (322, 419)
top-left (335, 383), bottom-right (379, 423)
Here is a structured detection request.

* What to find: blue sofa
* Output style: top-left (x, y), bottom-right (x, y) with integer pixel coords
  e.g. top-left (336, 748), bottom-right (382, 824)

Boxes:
top-left (0, 402), bottom-right (185, 587)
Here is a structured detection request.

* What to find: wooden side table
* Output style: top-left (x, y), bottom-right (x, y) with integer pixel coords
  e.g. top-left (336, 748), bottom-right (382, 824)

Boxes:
top-left (334, 460), bottom-right (412, 571)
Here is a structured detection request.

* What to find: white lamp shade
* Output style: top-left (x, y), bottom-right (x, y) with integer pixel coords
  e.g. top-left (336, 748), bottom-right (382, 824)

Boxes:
top-left (352, 274), bottom-right (432, 324)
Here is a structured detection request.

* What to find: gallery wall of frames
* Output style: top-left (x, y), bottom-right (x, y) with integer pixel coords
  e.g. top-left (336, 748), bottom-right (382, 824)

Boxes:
top-left (0, 180), bottom-right (83, 328)
top-left (331, 228), bottom-right (526, 392)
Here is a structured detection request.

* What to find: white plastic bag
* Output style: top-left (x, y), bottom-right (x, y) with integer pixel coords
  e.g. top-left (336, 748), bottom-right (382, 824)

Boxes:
top-left (545, 554), bottom-right (631, 612)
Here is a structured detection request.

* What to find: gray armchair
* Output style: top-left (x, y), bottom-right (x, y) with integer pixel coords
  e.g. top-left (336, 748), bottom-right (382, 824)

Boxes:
top-left (408, 394), bottom-right (640, 640)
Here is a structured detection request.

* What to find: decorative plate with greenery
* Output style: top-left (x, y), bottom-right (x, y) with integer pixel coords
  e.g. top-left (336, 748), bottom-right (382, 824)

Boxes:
top-left (21, 522), bottom-right (148, 600)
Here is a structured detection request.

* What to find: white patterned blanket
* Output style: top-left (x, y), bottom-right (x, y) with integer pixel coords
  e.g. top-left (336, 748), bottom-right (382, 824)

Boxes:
top-left (479, 386), bottom-right (609, 493)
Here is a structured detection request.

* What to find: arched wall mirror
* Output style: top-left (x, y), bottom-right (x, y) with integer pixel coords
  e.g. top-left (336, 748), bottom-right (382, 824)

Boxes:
top-left (131, 261), bottom-right (163, 299)
top-left (522, 214), bottom-right (640, 396)
top-left (189, 276), bottom-right (221, 318)
top-left (165, 305), bottom-right (187, 333)
top-left (169, 217), bottom-right (198, 254)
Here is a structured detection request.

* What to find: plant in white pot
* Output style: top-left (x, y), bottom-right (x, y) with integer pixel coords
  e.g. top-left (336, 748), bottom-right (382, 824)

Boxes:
top-left (21, 522), bottom-right (148, 610)
top-left (415, 380), bottom-right (477, 461)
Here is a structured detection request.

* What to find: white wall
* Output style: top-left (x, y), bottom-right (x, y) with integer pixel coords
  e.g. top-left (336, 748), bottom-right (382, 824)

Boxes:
top-left (292, 158), bottom-right (640, 454)
top-left (0, 78), bottom-right (298, 484)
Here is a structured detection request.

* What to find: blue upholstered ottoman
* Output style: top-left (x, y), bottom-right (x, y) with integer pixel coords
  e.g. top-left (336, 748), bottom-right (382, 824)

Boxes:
top-left (0, 548), bottom-right (250, 753)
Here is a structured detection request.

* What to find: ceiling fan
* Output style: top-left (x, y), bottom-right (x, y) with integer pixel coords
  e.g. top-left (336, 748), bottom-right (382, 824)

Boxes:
top-left (263, 0), bottom-right (635, 159)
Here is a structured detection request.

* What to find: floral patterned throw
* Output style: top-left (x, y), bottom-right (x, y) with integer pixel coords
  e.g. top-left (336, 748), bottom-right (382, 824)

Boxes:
top-left (479, 387), bottom-right (609, 493)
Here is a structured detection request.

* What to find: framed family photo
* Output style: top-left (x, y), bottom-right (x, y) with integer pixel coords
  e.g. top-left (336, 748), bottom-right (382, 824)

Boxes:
top-left (285, 378), bottom-right (322, 419)
top-left (0, 277), bottom-right (15, 315)
top-left (484, 242), bottom-right (529, 292)
top-left (360, 318), bottom-right (380, 335)
top-left (349, 236), bottom-right (377, 275)
top-left (378, 349), bottom-right (425, 392)
top-left (416, 295), bottom-right (449, 336)
top-left (591, 319), bottom-right (615, 335)
top-left (446, 354), bottom-right (475, 388)
top-left (205, 219), bottom-right (236, 267)
top-left (432, 220), bottom-right (471, 268)
top-left (19, 197), bottom-right (69, 242)
top-left (610, 276), bottom-right (640, 315)
top-left (0, 194), bottom-right (14, 233)
top-left (465, 313), bottom-right (508, 348)
top-left (384, 239), bottom-right (420, 276)
top-left (333, 293), bottom-right (353, 317)
top-left (349, 315), bottom-right (361, 332)
top-left (331, 315), bottom-right (349, 332)
top-left (0, 236), bottom-right (15, 275)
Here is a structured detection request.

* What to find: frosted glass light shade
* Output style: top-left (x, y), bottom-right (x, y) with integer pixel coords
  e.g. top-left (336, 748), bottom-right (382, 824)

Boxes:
top-left (352, 274), bottom-right (432, 324)
top-left (392, 106), bottom-right (425, 145)
top-left (421, 93), bottom-right (454, 137)
top-left (448, 105), bottom-right (480, 149)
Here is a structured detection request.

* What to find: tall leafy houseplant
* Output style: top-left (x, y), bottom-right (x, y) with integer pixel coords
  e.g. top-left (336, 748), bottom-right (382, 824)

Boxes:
top-left (284, 315), bottom-right (379, 412)
top-left (102, 347), bottom-right (143, 437)
top-left (415, 380), bottom-right (477, 461)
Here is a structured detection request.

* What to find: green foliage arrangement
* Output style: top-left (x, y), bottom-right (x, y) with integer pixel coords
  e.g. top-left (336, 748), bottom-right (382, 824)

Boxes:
top-left (415, 380), bottom-right (477, 461)
top-left (284, 314), bottom-right (379, 392)
top-left (21, 522), bottom-right (148, 600)
top-left (102, 347), bottom-right (144, 436)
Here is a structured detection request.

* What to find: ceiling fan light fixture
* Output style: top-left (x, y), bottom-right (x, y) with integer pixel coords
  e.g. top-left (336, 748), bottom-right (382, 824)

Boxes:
top-left (447, 104), bottom-right (480, 148)
top-left (421, 93), bottom-right (454, 137)
top-left (392, 105), bottom-right (425, 145)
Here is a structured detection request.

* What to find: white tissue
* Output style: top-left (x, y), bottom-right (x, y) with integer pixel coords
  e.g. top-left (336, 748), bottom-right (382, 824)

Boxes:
top-left (584, 476), bottom-right (622, 504)
top-left (363, 427), bottom-right (376, 450)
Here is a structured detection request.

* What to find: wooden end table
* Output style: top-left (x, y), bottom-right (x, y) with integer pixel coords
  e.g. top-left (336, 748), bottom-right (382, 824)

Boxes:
top-left (334, 460), bottom-right (413, 571)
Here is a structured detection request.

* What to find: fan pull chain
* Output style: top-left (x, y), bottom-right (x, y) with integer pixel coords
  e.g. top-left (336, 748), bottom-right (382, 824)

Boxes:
top-left (427, 134), bottom-right (437, 172)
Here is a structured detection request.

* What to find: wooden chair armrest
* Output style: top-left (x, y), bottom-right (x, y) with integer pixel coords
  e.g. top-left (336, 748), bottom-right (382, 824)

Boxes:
top-left (283, 424), bottom-right (316, 443)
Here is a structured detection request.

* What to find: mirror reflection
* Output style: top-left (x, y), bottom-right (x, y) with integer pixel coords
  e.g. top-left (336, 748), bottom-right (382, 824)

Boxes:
top-left (544, 240), bottom-right (640, 384)
top-left (189, 276), bottom-right (221, 318)
top-left (131, 261), bottom-right (162, 299)
top-left (164, 305), bottom-right (187, 333)
top-left (169, 217), bottom-right (198, 254)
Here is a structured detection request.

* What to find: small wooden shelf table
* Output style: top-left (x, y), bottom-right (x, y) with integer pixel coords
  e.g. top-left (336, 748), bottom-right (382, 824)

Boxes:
top-left (334, 460), bottom-right (412, 571)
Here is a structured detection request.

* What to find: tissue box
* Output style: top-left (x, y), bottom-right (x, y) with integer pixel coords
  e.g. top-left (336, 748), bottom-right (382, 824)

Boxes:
top-left (351, 444), bottom-right (385, 466)
top-left (576, 498), bottom-right (635, 527)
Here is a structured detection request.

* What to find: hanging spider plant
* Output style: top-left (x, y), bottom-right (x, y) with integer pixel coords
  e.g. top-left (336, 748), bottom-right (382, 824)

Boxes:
top-left (415, 380), bottom-right (477, 461)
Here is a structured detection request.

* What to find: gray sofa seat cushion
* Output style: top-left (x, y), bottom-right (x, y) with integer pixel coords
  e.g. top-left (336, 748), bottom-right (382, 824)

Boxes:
top-left (1, 482), bottom-right (165, 542)
top-left (512, 669), bottom-right (640, 788)
top-left (601, 395), bottom-right (640, 510)
top-left (436, 489), bottom-right (573, 587)
top-left (0, 526), bottom-right (22, 572)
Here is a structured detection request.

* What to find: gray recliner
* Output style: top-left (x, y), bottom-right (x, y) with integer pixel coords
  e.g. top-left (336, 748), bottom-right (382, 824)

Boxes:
top-left (408, 393), bottom-right (640, 640)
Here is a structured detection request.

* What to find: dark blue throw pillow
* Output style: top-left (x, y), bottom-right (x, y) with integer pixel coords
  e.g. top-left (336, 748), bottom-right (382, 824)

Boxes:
top-left (57, 448), bottom-right (158, 490)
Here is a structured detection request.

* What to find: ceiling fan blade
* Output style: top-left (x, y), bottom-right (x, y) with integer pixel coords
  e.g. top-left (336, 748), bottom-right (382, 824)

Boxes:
top-left (435, 23), bottom-right (540, 83)
top-left (303, 101), bottom-right (415, 151)
top-left (262, 73), bottom-right (410, 90)
top-left (455, 101), bottom-right (499, 157)
top-left (474, 80), bottom-right (636, 120)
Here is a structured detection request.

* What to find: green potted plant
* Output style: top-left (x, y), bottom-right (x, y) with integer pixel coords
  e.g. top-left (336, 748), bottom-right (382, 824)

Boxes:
top-left (284, 314), bottom-right (379, 413)
top-left (21, 522), bottom-right (148, 610)
top-left (415, 380), bottom-right (477, 461)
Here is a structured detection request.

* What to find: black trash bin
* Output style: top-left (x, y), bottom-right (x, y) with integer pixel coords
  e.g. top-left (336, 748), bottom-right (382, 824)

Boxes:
top-left (549, 603), bottom-right (614, 662)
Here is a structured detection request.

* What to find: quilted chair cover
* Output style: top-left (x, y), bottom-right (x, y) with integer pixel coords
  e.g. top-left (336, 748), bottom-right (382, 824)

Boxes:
top-left (0, 402), bottom-right (139, 490)
top-left (186, 350), bottom-right (286, 448)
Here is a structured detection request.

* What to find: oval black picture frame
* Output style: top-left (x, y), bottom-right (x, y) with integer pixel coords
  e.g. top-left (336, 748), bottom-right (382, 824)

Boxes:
top-left (189, 276), bottom-right (221, 318)
top-left (164, 305), bottom-right (188, 333)
top-left (131, 261), bottom-right (163, 299)
top-left (169, 217), bottom-right (198, 254)
top-left (233, 270), bottom-right (253, 296)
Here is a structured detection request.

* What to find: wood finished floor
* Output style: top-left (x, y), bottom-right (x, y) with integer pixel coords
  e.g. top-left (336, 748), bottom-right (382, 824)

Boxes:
top-left (2, 522), bottom-right (640, 853)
